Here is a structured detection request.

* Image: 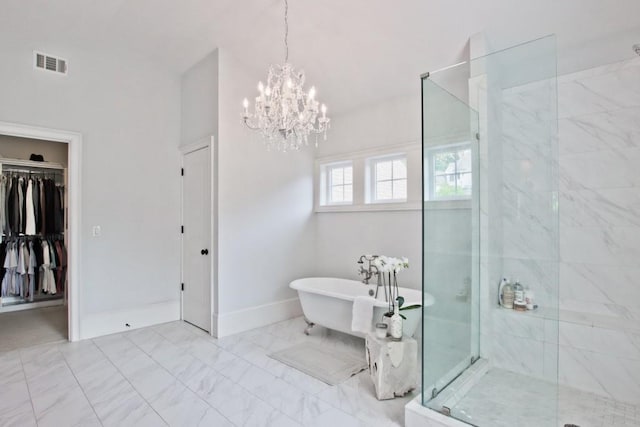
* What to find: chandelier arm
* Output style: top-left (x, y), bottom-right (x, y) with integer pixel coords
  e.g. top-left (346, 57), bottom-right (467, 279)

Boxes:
top-left (242, 119), bottom-right (262, 131)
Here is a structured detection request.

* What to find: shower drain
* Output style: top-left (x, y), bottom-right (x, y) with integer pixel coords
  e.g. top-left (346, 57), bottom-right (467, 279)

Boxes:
top-left (564, 424), bottom-right (580, 427)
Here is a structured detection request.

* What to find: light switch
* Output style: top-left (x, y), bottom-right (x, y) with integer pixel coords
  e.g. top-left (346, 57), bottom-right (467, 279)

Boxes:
top-left (92, 225), bottom-right (101, 237)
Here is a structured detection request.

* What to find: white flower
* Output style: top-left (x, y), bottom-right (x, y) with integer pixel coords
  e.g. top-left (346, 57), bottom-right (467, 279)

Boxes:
top-left (375, 256), bottom-right (391, 272)
top-left (397, 257), bottom-right (409, 271)
top-left (373, 255), bottom-right (409, 274)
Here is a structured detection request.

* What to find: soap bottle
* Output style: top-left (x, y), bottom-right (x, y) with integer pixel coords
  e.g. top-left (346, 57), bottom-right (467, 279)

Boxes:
top-left (524, 287), bottom-right (535, 310)
top-left (513, 280), bottom-right (524, 304)
top-left (390, 304), bottom-right (403, 340)
top-left (501, 281), bottom-right (514, 309)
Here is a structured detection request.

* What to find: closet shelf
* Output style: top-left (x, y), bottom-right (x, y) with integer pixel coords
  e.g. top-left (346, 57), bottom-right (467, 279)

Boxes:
top-left (0, 157), bottom-right (65, 171)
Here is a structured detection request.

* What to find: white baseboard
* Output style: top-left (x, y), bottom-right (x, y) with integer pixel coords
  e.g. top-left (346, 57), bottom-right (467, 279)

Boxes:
top-left (80, 299), bottom-right (180, 340)
top-left (215, 297), bottom-right (302, 338)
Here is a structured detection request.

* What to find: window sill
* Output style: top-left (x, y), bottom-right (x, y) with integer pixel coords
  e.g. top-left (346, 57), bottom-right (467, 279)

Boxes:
top-left (316, 201), bottom-right (421, 213)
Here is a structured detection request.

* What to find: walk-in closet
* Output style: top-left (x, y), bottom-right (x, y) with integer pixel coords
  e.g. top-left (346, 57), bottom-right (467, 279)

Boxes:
top-left (0, 134), bottom-right (69, 352)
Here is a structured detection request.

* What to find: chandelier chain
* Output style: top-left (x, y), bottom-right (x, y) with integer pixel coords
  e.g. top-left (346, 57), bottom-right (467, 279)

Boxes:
top-left (284, 0), bottom-right (289, 63)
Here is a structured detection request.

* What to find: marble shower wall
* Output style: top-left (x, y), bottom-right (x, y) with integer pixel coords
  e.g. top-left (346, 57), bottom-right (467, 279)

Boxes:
top-left (557, 57), bottom-right (640, 404)
top-left (481, 75), bottom-right (560, 383)
top-left (484, 56), bottom-right (640, 404)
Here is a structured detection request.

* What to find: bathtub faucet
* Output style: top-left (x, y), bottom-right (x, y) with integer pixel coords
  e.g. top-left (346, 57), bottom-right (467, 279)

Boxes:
top-left (357, 255), bottom-right (379, 285)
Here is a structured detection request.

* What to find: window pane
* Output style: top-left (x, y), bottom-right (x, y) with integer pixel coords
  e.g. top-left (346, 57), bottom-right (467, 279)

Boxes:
top-left (457, 149), bottom-right (472, 172)
top-left (331, 167), bottom-right (343, 185)
top-left (344, 184), bottom-right (353, 202)
top-left (393, 179), bottom-right (407, 199)
top-left (434, 151), bottom-right (456, 173)
top-left (457, 172), bottom-right (472, 195)
top-left (376, 180), bottom-right (392, 200)
top-left (429, 145), bottom-right (472, 200)
top-left (376, 160), bottom-right (392, 181)
top-left (331, 185), bottom-right (344, 202)
top-left (393, 159), bottom-right (407, 179)
top-left (343, 166), bottom-right (353, 185)
top-left (434, 175), bottom-right (453, 197)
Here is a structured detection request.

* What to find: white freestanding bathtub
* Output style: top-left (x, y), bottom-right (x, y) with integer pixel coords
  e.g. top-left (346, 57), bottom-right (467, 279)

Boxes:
top-left (290, 277), bottom-right (434, 338)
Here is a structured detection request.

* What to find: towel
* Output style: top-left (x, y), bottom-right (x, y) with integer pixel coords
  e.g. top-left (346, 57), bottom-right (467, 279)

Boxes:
top-left (352, 296), bottom-right (376, 334)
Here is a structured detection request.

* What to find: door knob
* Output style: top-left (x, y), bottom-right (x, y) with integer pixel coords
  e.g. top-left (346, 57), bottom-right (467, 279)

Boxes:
top-left (201, 249), bottom-right (209, 255)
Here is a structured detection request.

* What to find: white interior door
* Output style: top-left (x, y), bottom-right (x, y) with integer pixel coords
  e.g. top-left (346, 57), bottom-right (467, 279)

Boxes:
top-left (182, 145), bottom-right (211, 332)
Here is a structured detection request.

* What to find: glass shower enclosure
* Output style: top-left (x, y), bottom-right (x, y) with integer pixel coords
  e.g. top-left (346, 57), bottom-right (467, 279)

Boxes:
top-left (421, 36), bottom-right (559, 426)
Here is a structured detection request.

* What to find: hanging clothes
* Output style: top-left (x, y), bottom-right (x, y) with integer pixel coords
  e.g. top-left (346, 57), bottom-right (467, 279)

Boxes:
top-left (55, 184), bottom-right (64, 233)
top-left (7, 176), bottom-right (18, 235)
top-left (16, 240), bottom-right (27, 298)
top-left (39, 178), bottom-right (46, 235)
top-left (54, 239), bottom-right (67, 292)
top-left (0, 242), bottom-right (6, 284)
top-left (28, 241), bottom-right (36, 301)
top-left (1, 242), bottom-right (18, 297)
top-left (40, 239), bottom-right (56, 295)
top-left (33, 178), bottom-right (41, 234)
top-left (17, 177), bottom-right (25, 234)
top-left (0, 166), bottom-right (66, 304)
top-left (1, 172), bottom-right (64, 237)
top-left (25, 179), bottom-right (36, 235)
top-left (0, 176), bottom-right (6, 235)
top-left (0, 236), bottom-right (66, 298)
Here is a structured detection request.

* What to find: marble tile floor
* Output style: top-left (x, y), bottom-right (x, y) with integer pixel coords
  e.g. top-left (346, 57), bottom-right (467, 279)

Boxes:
top-left (0, 316), bottom-right (419, 427)
top-left (0, 305), bottom-right (67, 353)
top-left (450, 369), bottom-right (640, 427)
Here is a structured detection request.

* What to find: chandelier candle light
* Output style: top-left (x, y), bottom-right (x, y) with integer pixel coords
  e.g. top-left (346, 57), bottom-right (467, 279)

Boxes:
top-left (242, 0), bottom-right (330, 152)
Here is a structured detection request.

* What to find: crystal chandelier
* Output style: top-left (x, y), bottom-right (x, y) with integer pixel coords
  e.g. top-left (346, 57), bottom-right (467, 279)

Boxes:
top-left (242, 0), bottom-right (330, 152)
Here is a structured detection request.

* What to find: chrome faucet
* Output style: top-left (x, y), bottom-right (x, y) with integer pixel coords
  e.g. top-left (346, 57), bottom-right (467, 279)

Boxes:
top-left (357, 254), bottom-right (387, 301)
top-left (357, 255), bottom-right (379, 285)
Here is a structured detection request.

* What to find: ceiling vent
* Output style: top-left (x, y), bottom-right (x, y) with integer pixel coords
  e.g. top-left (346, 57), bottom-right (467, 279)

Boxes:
top-left (34, 51), bottom-right (68, 75)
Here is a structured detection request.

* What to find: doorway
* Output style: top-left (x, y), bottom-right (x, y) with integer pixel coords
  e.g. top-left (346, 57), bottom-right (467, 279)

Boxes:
top-left (0, 121), bottom-right (81, 343)
top-left (180, 137), bottom-right (214, 333)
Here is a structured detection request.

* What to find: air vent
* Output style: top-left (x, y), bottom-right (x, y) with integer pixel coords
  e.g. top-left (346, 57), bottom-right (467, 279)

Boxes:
top-left (34, 51), bottom-right (68, 75)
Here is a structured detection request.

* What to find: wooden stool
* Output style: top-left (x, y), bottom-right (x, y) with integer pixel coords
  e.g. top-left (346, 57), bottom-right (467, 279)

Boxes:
top-left (365, 333), bottom-right (418, 400)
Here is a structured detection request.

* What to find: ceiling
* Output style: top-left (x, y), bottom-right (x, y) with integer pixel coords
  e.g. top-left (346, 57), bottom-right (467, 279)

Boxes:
top-left (1, 0), bottom-right (639, 113)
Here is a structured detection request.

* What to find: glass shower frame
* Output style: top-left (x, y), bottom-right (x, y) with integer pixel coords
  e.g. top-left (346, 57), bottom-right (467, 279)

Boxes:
top-left (421, 65), bottom-right (481, 403)
top-left (421, 35), bottom-right (559, 426)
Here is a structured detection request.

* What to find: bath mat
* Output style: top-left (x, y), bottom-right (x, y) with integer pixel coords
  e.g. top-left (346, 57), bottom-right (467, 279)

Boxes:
top-left (269, 342), bottom-right (367, 385)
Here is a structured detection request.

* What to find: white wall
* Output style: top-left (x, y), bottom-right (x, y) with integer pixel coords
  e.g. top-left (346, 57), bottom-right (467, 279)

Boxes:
top-left (314, 95), bottom-right (422, 288)
top-left (0, 40), bottom-right (182, 338)
top-left (215, 49), bottom-right (316, 334)
top-left (181, 50), bottom-right (219, 146)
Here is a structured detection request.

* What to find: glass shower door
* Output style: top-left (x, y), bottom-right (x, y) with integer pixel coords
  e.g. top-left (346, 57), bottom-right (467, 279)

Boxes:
top-left (420, 35), bottom-right (559, 426)
top-left (421, 72), bottom-right (480, 408)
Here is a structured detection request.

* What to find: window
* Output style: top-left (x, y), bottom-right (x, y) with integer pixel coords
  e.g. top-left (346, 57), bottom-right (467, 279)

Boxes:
top-left (320, 161), bottom-right (353, 205)
top-left (369, 155), bottom-right (407, 202)
top-left (427, 144), bottom-right (472, 200)
top-left (315, 143), bottom-right (420, 212)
